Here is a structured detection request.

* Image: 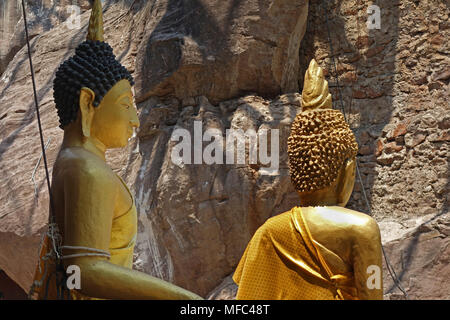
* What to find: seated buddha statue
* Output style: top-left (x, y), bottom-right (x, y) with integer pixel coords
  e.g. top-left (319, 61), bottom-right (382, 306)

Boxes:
top-left (233, 59), bottom-right (383, 300)
top-left (30, 0), bottom-right (202, 300)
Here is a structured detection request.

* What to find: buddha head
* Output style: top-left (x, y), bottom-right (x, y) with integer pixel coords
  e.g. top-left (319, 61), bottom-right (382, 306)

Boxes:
top-left (288, 59), bottom-right (358, 207)
top-left (53, 0), bottom-right (139, 148)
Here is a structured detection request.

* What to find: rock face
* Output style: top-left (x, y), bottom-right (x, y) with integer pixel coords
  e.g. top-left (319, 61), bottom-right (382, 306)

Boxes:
top-left (299, 0), bottom-right (449, 223)
top-left (134, 0), bottom-right (309, 103)
top-left (294, 0), bottom-right (448, 299)
top-left (0, 270), bottom-right (27, 300)
top-left (382, 213), bottom-right (450, 300)
top-left (0, 0), bottom-right (308, 296)
top-left (0, 0), bottom-right (448, 300)
top-left (126, 93), bottom-right (302, 295)
top-left (0, 0), bottom-right (90, 75)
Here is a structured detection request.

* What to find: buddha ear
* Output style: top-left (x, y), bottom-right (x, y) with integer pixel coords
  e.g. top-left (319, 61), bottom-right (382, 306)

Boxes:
top-left (336, 157), bottom-right (356, 205)
top-left (343, 158), bottom-right (356, 177)
top-left (79, 87), bottom-right (96, 138)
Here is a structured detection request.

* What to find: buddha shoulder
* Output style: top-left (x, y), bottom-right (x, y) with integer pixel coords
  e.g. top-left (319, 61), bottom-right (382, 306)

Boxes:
top-left (54, 147), bottom-right (116, 184)
top-left (306, 206), bottom-right (380, 239)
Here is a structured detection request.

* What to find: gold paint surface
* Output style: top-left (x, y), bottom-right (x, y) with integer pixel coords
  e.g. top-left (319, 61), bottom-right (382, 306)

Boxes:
top-left (32, 79), bottom-right (202, 299)
top-left (31, 0), bottom-right (202, 300)
top-left (233, 207), bottom-right (383, 300)
top-left (86, 0), bottom-right (104, 41)
top-left (234, 59), bottom-right (383, 300)
top-left (301, 59), bottom-right (332, 110)
top-left (288, 59), bottom-right (358, 194)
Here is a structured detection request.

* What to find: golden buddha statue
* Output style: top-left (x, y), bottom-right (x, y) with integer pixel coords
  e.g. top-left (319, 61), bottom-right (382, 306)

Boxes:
top-left (30, 0), bottom-right (202, 300)
top-left (233, 59), bottom-right (383, 300)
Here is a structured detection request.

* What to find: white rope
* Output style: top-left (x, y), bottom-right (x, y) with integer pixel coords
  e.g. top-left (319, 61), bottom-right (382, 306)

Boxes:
top-left (61, 253), bottom-right (111, 259)
top-left (30, 137), bottom-right (51, 197)
top-left (61, 245), bottom-right (111, 255)
top-left (61, 245), bottom-right (111, 259)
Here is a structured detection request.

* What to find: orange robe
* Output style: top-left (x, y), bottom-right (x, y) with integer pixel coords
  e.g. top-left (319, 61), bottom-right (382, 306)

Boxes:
top-left (233, 207), bottom-right (358, 300)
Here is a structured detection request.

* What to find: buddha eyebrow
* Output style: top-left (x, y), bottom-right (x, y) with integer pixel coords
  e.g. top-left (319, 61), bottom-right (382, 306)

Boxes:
top-left (118, 94), bottom-right (133, 104)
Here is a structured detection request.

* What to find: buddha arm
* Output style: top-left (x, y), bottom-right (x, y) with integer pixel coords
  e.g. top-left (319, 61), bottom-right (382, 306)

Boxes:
top-left (66, 258), bottom-right (202, 300)
top-left (351, 217), bottom-right (384, 300)
top-left (62, 166), bottom-right (202, 300)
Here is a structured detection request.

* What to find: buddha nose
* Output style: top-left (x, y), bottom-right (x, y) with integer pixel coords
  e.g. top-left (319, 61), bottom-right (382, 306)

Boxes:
top-left (130, 108), bottom-right (140, 128)
top-left (131, 118), bottom-right (140, 128)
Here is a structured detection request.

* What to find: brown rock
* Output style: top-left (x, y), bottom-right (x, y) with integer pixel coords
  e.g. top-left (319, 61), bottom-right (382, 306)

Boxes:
top-left (365, 45), bottom-right (385, 58)
top-left (0, 0), bottom-right (90, 75)
top-left (367, 87), bottom-right (384, 99)
top-left (438, 116), bottom-right (450, 130)
top-left (352, 88), bottom-right (366, 99)
top-left (0, 1), bottom-right (308, 296)
top-left (135, 0), bottom-right (309, 104)
top-left (428, 82), bottom-right (442, 91)
top-left (429, 24), bottom-right (439, 34)
top-left (206, 274), bottom-right (237, 300)
top-left (429, 34), bottom-right (444, 46)
top-left (384, 142), bottom-right (403, 154)
top-left (355, 35), bottom-right (373, 49)
top-left (0, 270), bottom-right (27, 300)
top-left (387, 122), bottom-right (408, 140)
top-left (383, 215), bottom-right (450, 300)
top-left (412, 73), bottom-right (428, 85)
top-left (341, 71), bottom-right (357, 84)
top-left (130, 94), bottom-right (301, 296)
top-left (359, 145), bottom-right (373, 156)
top-left (405, 57), bottom-right (417, 67)
top-left (358, 130), bottom-right (370, 145)
top-left (375, 139), bottom-right (384, 156)
top-left (376, 154), bottom-right (395, 166)
top-left (393, 123), bottom-right (408, 138)
top-left (405, 133), bottom-right (426, 148)
top-left (431, 68), bottom-right (450, 81)
top-left (429, 131), bottom-right (450, 142)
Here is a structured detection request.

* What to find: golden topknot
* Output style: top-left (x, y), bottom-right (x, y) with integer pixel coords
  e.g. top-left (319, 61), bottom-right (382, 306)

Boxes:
top-left (288, 59), bottom-right (358, 193)
top-left (86, 0), bottom-right (104, 42)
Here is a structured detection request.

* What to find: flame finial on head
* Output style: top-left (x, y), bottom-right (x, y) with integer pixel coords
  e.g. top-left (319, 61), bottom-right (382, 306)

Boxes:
top-left (87, 0), bottom-right (104, 41)
top-left (301, 59), bottom-right (332, 111)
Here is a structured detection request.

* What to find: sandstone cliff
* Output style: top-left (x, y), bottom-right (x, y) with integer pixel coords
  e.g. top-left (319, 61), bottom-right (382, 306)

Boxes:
top-left (0, 0), bottom-right (308, 297)
top-left (0, 0), bottom-right (448, 300)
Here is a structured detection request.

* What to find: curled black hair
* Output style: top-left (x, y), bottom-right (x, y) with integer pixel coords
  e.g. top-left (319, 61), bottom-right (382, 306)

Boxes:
top-left (53, 40), bottom-right (134, 128)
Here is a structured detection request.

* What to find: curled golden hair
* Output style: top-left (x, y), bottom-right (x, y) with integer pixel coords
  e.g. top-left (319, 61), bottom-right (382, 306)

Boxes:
top-left (288, 60), bottom-right (358, 193)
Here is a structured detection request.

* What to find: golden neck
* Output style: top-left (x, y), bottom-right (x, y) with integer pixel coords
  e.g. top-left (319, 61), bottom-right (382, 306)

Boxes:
top-left (298, 186), bottom-right (342, 207)
top-left (297, 158), bottom-right (356, 207)
top-left (62, 117), bottom-right (107, 162)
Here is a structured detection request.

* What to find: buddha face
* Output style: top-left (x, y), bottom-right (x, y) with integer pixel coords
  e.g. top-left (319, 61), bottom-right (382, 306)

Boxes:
top-left (84, 79), bottom-right (140, 148)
